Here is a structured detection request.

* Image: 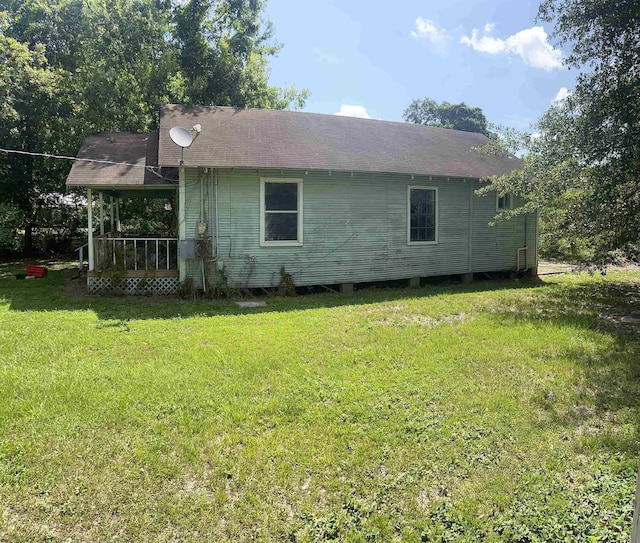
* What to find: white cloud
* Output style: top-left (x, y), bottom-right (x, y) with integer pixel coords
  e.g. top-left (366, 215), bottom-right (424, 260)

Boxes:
top-left (552, 86), bottom-right (571, 103)
top-left (410, 17), bottom-right (449, 52)
top-left (461, 24), bottom-right (563, 71)
top-left (506, 27), bottom-right (563, 70)
top-left (335, 105), bottom-right (371, 119)
top-left (460, 28), bottom-right (507, 55)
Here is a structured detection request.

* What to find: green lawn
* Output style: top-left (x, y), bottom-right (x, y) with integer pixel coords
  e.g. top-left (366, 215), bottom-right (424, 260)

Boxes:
top-left (1, 263), bottom-right (639, 542)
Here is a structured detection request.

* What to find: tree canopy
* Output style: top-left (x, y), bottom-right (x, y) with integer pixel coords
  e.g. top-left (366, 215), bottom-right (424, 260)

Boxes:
top-left (482, 0), bottom-right (640, 264)
top-left (403, 98), bottom-right (490, 136)
top-left (0, 0), bottom-right (308, 251)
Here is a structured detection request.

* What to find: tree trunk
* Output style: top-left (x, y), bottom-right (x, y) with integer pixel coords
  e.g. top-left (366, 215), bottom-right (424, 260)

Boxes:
top-left (23, 221), bottom-right (34, 255)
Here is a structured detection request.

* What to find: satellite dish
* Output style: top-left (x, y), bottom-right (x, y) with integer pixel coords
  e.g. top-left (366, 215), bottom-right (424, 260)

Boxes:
top-left (169, 126), bottom-right (193, 149)
top-left (169, 124), bottom-right (202, 165)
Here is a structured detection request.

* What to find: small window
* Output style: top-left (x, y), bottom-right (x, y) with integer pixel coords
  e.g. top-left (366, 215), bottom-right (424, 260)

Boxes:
top-left (260, 178), bottom-right (303, 246)
top-left (497, 193), bottom-right (512, 211)
top-left (408, 186), bottom-right (438, 244)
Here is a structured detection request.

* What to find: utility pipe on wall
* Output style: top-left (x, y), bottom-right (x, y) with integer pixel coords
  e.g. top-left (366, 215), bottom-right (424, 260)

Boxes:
top-left (214, 168), bottom-right (219, 259)
top-left (178, 166), bottom-right (186, 282)
top-left (199, 168), bottom-right (206, 292)
top-left (199, 168), bottom-right (205, 222)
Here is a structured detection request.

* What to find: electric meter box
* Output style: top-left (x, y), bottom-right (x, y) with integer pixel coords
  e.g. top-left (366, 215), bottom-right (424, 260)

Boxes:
top-left (196, 221), bottom-right (208, 235)
top-left (179, 239), bottom-right (197, 259)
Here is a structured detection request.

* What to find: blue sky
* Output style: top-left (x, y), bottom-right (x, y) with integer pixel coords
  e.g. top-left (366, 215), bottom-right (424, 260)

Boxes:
top-left (264, 0), bottom-right (576, 132)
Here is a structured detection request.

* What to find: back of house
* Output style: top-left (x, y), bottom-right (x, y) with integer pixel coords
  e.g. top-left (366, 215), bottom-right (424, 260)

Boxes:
top-left (66, 105), bottom-right (536, 294)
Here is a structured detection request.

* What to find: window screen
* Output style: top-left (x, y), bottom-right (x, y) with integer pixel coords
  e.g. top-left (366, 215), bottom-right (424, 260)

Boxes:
top-left (409, 188), bottom-right (437, 242)
top-left (262, 181), bottom-right (301, 243)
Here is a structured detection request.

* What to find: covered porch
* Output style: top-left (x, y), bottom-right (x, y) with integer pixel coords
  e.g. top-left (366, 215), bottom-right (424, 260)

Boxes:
top-left (67, 133), bottom-right (180, 295)
top-left (83, 187), bottom-right (178, 295)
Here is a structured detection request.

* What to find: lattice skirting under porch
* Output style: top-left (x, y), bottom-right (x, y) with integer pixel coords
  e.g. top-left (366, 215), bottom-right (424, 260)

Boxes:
top-left (87, 276), bottom-right (179, 295)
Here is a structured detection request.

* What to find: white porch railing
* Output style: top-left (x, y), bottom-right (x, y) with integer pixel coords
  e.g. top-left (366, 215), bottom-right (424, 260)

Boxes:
top-left (76, 243), bottom-right (89, 270)
top-left (92, 237), bottom-right (178, 272)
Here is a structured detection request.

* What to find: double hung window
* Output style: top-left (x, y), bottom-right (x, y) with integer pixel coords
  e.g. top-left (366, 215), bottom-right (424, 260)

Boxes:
top-left (260, 179), bottom-right (303, 246)
top-left (497, 193), bottom-right (512, 211)
top-left (408, 186), bottom-right (438, 244)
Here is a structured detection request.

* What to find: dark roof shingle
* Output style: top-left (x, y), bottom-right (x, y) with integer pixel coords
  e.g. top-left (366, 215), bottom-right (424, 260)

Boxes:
top-left (66, 132), bottom-right (177, 187)
top-left (158, 104), bottom-right (521, 178)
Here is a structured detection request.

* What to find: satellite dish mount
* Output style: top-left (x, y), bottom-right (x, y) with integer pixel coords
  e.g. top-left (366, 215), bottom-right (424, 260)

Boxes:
top-left (169, 124), bottom-right (202, 165)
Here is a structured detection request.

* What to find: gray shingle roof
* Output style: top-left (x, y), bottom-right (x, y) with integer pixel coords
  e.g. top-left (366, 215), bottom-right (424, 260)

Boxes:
top-left (66, 132), bottom-right (177, 187)
top-left (158, 104), bottom-right (521, 178)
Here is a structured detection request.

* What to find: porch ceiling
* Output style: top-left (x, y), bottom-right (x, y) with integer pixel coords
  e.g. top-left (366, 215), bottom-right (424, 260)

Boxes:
top-left (89, 187), bottom-right (177, 199)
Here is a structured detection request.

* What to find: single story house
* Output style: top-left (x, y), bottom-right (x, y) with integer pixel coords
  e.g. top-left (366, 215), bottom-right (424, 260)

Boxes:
top-left (66, 105), bottom-right (535, 295)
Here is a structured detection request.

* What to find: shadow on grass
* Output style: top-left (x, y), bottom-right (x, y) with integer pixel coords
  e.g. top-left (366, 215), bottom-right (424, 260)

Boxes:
top-left (4, 264), bottom-right (639, 438)
top-left (0, 267), bottom-right (544, 321)
top-left (490, 278), bottom-right (640, 455)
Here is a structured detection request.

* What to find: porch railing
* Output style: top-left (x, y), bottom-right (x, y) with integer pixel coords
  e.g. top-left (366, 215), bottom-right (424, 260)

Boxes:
top-left (76, 243), bottom-right (88, 270)
top-left (93, 237), bottom-right (178, 272)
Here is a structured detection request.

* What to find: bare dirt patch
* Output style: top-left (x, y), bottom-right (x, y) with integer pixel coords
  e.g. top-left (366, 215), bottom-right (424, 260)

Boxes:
top-left (374, 313), bottom-right (467, 327)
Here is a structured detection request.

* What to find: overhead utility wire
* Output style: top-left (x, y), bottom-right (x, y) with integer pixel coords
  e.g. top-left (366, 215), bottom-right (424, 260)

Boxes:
top-left (0, 147), bottom-right (176, 183)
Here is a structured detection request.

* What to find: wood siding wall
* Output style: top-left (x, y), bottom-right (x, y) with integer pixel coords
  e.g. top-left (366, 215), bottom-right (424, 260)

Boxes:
top-left (181, 168), bottom-right (536, 289)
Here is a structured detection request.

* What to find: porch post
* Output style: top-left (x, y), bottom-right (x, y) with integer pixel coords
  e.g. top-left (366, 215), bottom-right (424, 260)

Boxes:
top-left (178, 167), bottom-right (186, 282)
top-left (115, 198), bottom-right (121, 232)
top-left (109, 196), bottom-right (114, 232)
top-left (87, 188), bottom-right (94, 271)
top-left (99, 192), bottom-right (105, 235)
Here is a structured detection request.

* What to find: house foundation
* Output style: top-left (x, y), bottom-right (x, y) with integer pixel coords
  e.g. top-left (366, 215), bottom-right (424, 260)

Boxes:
top-left (340, 282), bottom-right (354, 294)
top-left (87, 271), bottom-right (180, 295)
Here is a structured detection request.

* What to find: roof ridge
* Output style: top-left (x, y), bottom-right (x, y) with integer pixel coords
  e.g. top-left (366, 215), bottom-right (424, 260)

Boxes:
top-left (161, 104), bottom-right (488, 138)
top-left (83, 131), bottom-right (154, 138)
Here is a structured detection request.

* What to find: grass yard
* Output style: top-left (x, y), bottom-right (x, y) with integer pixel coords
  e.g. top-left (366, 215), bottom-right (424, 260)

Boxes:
top-left (1, 263), bottom-right (639, 542)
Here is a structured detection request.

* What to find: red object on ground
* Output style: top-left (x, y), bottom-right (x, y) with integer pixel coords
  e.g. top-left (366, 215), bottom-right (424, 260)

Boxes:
top-left (26, 265), bottom-right (48, 278)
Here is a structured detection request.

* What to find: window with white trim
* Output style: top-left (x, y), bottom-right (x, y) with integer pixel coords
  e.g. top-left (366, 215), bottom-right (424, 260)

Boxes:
top-left (408, 186), bottom-right (438, 244)
top-left (496, 193), bottom-right (512, 211)
top-left (260, 178), bottom-right (303, 246)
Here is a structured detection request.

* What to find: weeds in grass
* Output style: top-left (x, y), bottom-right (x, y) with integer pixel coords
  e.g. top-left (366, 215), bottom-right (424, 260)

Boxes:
top-left (177, 277), bottom-right (196, 299)
top-left (0, 265), bottom-right (638, 541)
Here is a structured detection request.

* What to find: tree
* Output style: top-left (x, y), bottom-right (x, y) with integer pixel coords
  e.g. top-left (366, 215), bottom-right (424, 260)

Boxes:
top-left (172, 0), bottom-right (308, 109)
top-left (0, 0), bottom-right (308, 252)
top-left (403, 98), bottom-right (490, 136)
top-left (480, 0), bottom-right (640, 264)
top-left (0, 32), bottom-right (73, 251)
